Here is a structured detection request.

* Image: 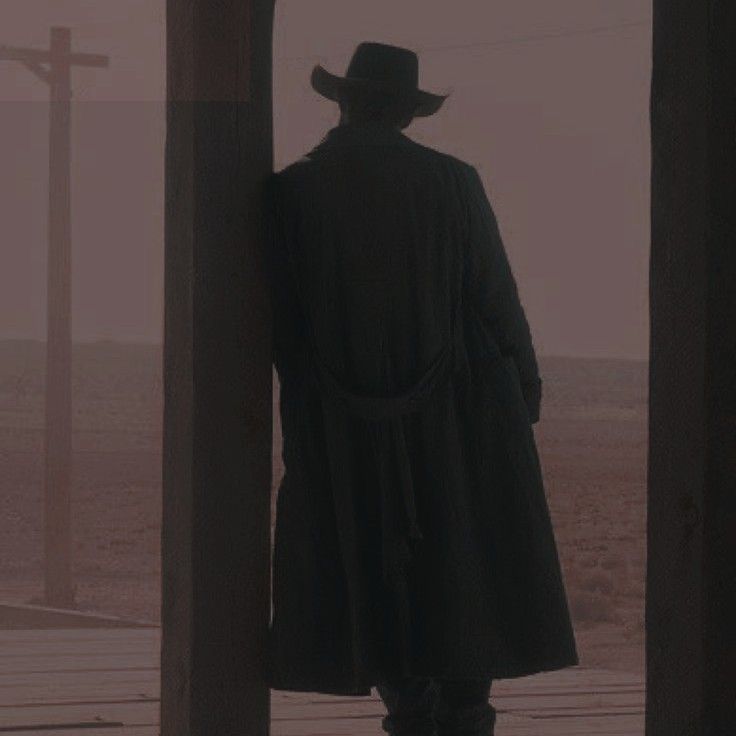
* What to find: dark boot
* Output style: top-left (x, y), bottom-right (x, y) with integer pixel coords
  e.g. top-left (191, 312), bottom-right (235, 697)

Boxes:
top-left (377, 676), bottom-right (439, 736)
top-left (434, 677), bottom-right (496, 736)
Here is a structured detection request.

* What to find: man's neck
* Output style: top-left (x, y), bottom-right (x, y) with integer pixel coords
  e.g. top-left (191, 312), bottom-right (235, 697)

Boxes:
top-left (339, 115), bottom-right (401, 131)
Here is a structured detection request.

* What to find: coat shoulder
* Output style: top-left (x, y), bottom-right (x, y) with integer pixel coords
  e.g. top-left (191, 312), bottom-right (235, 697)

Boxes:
top-left (272, 155), bottom-right (315, 189)
top-left (265, 158), bottom-right (316, 207)
top-left (276, 136), bottom-right (478, 180)
top-left (401, 137), bottom-right (477, 177)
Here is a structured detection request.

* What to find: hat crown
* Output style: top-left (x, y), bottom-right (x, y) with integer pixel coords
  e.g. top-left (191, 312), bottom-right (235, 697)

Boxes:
top-left (345, 42), bottom-right (419, 90)
top-left (310, 41), bottom-right (447, 118)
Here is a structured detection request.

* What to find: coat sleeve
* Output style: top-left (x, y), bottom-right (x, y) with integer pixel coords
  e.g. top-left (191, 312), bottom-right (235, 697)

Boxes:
top-left (462, 164), bottom-right (542, 424)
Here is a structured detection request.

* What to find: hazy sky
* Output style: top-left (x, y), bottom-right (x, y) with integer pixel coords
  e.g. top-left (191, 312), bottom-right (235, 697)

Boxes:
top-left (1, 1), bottom-right (651, 359)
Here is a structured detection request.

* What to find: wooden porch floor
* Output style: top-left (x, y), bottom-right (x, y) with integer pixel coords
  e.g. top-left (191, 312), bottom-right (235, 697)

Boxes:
top-left (0, 628), bottom-right (644, 735)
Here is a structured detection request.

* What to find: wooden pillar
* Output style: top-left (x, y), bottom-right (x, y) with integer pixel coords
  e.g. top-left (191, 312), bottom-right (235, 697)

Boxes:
top-left (44, 26), bottom-right (74, 608)
top-left (162, 2), bottom-right (275, 735)
top-left (648, 2), bottom-right (736, 734)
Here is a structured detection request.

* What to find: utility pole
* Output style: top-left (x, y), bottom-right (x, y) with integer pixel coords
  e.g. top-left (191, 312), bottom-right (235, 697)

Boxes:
top-left (0, 27), bottom-right (108, 608)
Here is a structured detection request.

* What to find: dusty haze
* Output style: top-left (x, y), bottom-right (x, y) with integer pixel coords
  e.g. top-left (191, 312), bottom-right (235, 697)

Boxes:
top-left (1, 0), bottom-right (651, 359)
top-left (0, 0), bottom-right (650, 678)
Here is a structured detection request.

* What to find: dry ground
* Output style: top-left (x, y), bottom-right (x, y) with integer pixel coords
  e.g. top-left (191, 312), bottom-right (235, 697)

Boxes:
top-left (0, 340), bottom-right (646, 675)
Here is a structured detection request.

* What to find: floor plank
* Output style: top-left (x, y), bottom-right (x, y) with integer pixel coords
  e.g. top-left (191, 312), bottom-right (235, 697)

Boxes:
top-left (0, 628), bottom-right (645, 735)
top-left (0, 729), bottom-right (157, 736)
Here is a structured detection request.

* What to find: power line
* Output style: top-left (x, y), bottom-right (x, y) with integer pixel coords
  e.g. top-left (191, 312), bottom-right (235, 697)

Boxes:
top-left (276, 18), bottom-right (650, 63)
top-left (56, 1), bottom-right (160, 28)
top-left (418, 18), bottom-right (649, 54)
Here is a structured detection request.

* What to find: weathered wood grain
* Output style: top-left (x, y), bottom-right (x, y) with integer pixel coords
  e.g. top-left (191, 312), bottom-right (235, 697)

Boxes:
top-left (649, 1), bottom-right (736, 734)
top-left (0, 628), bottom-right (646, 735)
top-left (163, 1), bottom-right (276, 735)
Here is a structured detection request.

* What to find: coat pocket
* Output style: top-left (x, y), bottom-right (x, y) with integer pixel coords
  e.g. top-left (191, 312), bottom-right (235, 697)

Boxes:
top-left (501, 353), bottom-right (519, 383)
top-left (462, 303), bottom-right (504, 377)
top-left (500, 353), bottom-right (540, 424)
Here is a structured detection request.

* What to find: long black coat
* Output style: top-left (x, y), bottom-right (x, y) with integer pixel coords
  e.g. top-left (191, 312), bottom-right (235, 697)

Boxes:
top-left (264, 121), bottom-right (578, 696)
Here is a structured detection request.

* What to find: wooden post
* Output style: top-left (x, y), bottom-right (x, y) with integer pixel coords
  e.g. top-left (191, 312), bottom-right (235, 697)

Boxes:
top-left (162, 1), bottom-right (275, 734)
top-left (648, 2), bottom-right (736, 734)
top-left (43, 26), bottom-right (74, 608)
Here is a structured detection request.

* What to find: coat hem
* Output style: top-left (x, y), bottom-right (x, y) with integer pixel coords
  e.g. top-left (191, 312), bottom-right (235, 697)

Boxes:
top-left (267, 651), bottom-right (581, 696)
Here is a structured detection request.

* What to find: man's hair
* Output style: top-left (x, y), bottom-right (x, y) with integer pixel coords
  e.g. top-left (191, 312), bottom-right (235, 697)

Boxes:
top-left (337, 87), bottom-right (417, 127)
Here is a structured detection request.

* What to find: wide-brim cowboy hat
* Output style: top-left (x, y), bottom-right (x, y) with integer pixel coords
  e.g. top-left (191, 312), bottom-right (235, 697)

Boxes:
top-left (311, 41), bottom-right (449, 118)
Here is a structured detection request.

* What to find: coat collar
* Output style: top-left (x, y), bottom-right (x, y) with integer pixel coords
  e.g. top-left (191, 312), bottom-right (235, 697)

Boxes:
top-left (310, 122), bottom-right (414, 153)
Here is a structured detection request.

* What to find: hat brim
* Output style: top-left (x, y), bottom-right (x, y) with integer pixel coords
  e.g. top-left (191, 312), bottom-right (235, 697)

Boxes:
top-left (311, 64), bottom-right (449, 117)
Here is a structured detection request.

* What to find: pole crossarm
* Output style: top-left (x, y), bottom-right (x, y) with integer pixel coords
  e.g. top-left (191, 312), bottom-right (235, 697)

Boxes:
top-left (0, 44), bottom-right (109, 68)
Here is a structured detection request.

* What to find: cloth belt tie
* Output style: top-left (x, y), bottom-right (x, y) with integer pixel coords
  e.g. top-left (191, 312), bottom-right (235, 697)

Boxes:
top-left (306, 322), bottom-right (463, 673)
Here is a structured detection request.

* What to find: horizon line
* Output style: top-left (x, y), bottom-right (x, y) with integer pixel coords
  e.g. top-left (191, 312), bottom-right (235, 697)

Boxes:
top-left (0, 337), bottom-right (648, 363)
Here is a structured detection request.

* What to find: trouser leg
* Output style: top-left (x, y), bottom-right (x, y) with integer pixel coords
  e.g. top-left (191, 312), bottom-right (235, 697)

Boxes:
top-left (376, 674), bottom-right (439, 736)
top-left (434, 677), bottom-right (496, 736)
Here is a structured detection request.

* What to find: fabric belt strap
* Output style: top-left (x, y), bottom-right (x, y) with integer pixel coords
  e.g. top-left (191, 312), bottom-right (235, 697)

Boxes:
top-left (310, 341), bottom-right (453, 564)
top-left (307, 319), bottom-right (461, 674)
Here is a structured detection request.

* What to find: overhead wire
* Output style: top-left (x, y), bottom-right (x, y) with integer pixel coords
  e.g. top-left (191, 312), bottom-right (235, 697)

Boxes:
top-left (276, 19), bottom-right (650, 62)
